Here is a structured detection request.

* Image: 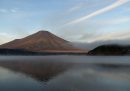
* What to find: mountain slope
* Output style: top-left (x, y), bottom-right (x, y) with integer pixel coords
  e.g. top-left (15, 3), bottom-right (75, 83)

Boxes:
top-left (0, 30), bottom-right (84, 52)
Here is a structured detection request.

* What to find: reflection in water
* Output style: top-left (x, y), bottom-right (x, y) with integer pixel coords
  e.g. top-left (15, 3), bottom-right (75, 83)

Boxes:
top-left (0, 56), bottom-right (130, 91)
top-left (0, 60), bottom-right (73, 82)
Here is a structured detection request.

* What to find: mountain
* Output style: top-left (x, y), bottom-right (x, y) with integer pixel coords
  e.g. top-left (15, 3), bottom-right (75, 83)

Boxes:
top-left (0, 30), bottom-right (86, 53)
top-left (88, 44), bottom-right (130, 55)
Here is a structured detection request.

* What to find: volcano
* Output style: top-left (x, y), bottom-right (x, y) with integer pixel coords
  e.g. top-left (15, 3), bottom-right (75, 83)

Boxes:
top-left (0, 30), bottom-right (85, 53)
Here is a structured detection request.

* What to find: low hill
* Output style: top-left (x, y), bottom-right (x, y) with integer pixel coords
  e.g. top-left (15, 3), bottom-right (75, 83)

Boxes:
top-left (88, 44), bottom-right (130, 55)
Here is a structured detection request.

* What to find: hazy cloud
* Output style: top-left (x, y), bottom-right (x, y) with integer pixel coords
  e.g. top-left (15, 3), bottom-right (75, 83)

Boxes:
top-left (67, 3), bottom-right (84, 14)
top-left (73, 38), bottom-right (130, 50)
top-left (0, 9), bottom-right (8, 13)
top-left (67, 0), bottom-right (129, 25)
top-left (0, 8), bottom-right (18, 13)
top-left (0, 33), bottom-right (16, 44)
top-left (103, 17), bottom-right (130, 25)
top-left (87, 30), bottom-right (130, 42)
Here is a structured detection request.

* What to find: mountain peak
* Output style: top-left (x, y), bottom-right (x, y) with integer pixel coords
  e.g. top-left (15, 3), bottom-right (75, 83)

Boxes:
top-left (37, 30), bottom-right (50, 33)
top-left (35, 30), bottom-right (51, 35)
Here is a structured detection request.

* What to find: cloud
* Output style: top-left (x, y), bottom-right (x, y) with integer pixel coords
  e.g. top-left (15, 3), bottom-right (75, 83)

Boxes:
top-left (102, 17), bottom-right (130, 25)
top-left (10, 9), bottom-right (17, 13)
top-left (67, 3), bottom-right (84, 14)
top-left (0, 8), bottom-right (18, 13)
top-left (73, 38), bottom-right (130, 50)
top-left (90, 16), bottom-right (130, 25)
top-left (86, 30), bottom-right (130, 42)
top-left (65, 1), bottom-right (108, 16)
top-left (0, 9), bottom-right (8, 13)
top-left (0, 33), bottom-right (16, 44)
top-left (67, 0), bottom-right (129, 25)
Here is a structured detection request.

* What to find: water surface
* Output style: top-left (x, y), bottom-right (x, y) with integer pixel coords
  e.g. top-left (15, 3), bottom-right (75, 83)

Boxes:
top-left (0, 56), bottom-right (130, 91)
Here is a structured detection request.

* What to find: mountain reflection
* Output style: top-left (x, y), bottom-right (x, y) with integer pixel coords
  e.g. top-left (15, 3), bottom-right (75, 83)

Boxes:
top-left (0, 58), bottom-right (130, 82)
top-left (0, 60), bottom-right (74, 82)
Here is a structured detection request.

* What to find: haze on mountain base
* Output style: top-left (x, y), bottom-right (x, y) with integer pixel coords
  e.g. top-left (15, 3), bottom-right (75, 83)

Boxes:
top-left (73, 39), bottom-right (130, 50)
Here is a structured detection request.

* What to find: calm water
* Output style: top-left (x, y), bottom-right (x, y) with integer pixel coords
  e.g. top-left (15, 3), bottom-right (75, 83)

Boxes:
top-left (0, 56), bottom-right (130, 91)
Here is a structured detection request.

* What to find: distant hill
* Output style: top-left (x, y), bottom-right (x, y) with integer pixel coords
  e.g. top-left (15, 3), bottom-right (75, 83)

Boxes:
top-left (88, 44), bottom-right (130, 55)
top-left (0, 30), bottom-right (87, 54)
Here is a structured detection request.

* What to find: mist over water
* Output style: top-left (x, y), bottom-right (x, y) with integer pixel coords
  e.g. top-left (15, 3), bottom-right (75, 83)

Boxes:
top-left (0, 56), bottom-right (130, 91)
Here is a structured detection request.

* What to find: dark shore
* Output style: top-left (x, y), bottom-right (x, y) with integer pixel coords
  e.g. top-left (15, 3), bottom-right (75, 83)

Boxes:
top-left (0, 48), bottom-right (87, 56)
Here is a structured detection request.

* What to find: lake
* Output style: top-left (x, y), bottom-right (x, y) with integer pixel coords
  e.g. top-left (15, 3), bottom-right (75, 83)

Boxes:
top-left (0, 56), bottom-right (130, 91)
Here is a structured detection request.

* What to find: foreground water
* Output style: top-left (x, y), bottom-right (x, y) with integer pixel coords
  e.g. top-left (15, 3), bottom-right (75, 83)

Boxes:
top-left (0, 56), bottom-right (130, 91)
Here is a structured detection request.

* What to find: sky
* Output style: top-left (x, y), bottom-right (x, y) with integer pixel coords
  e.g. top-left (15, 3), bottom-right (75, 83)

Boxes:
top-left (0, 0), bottom-right (130, 44)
